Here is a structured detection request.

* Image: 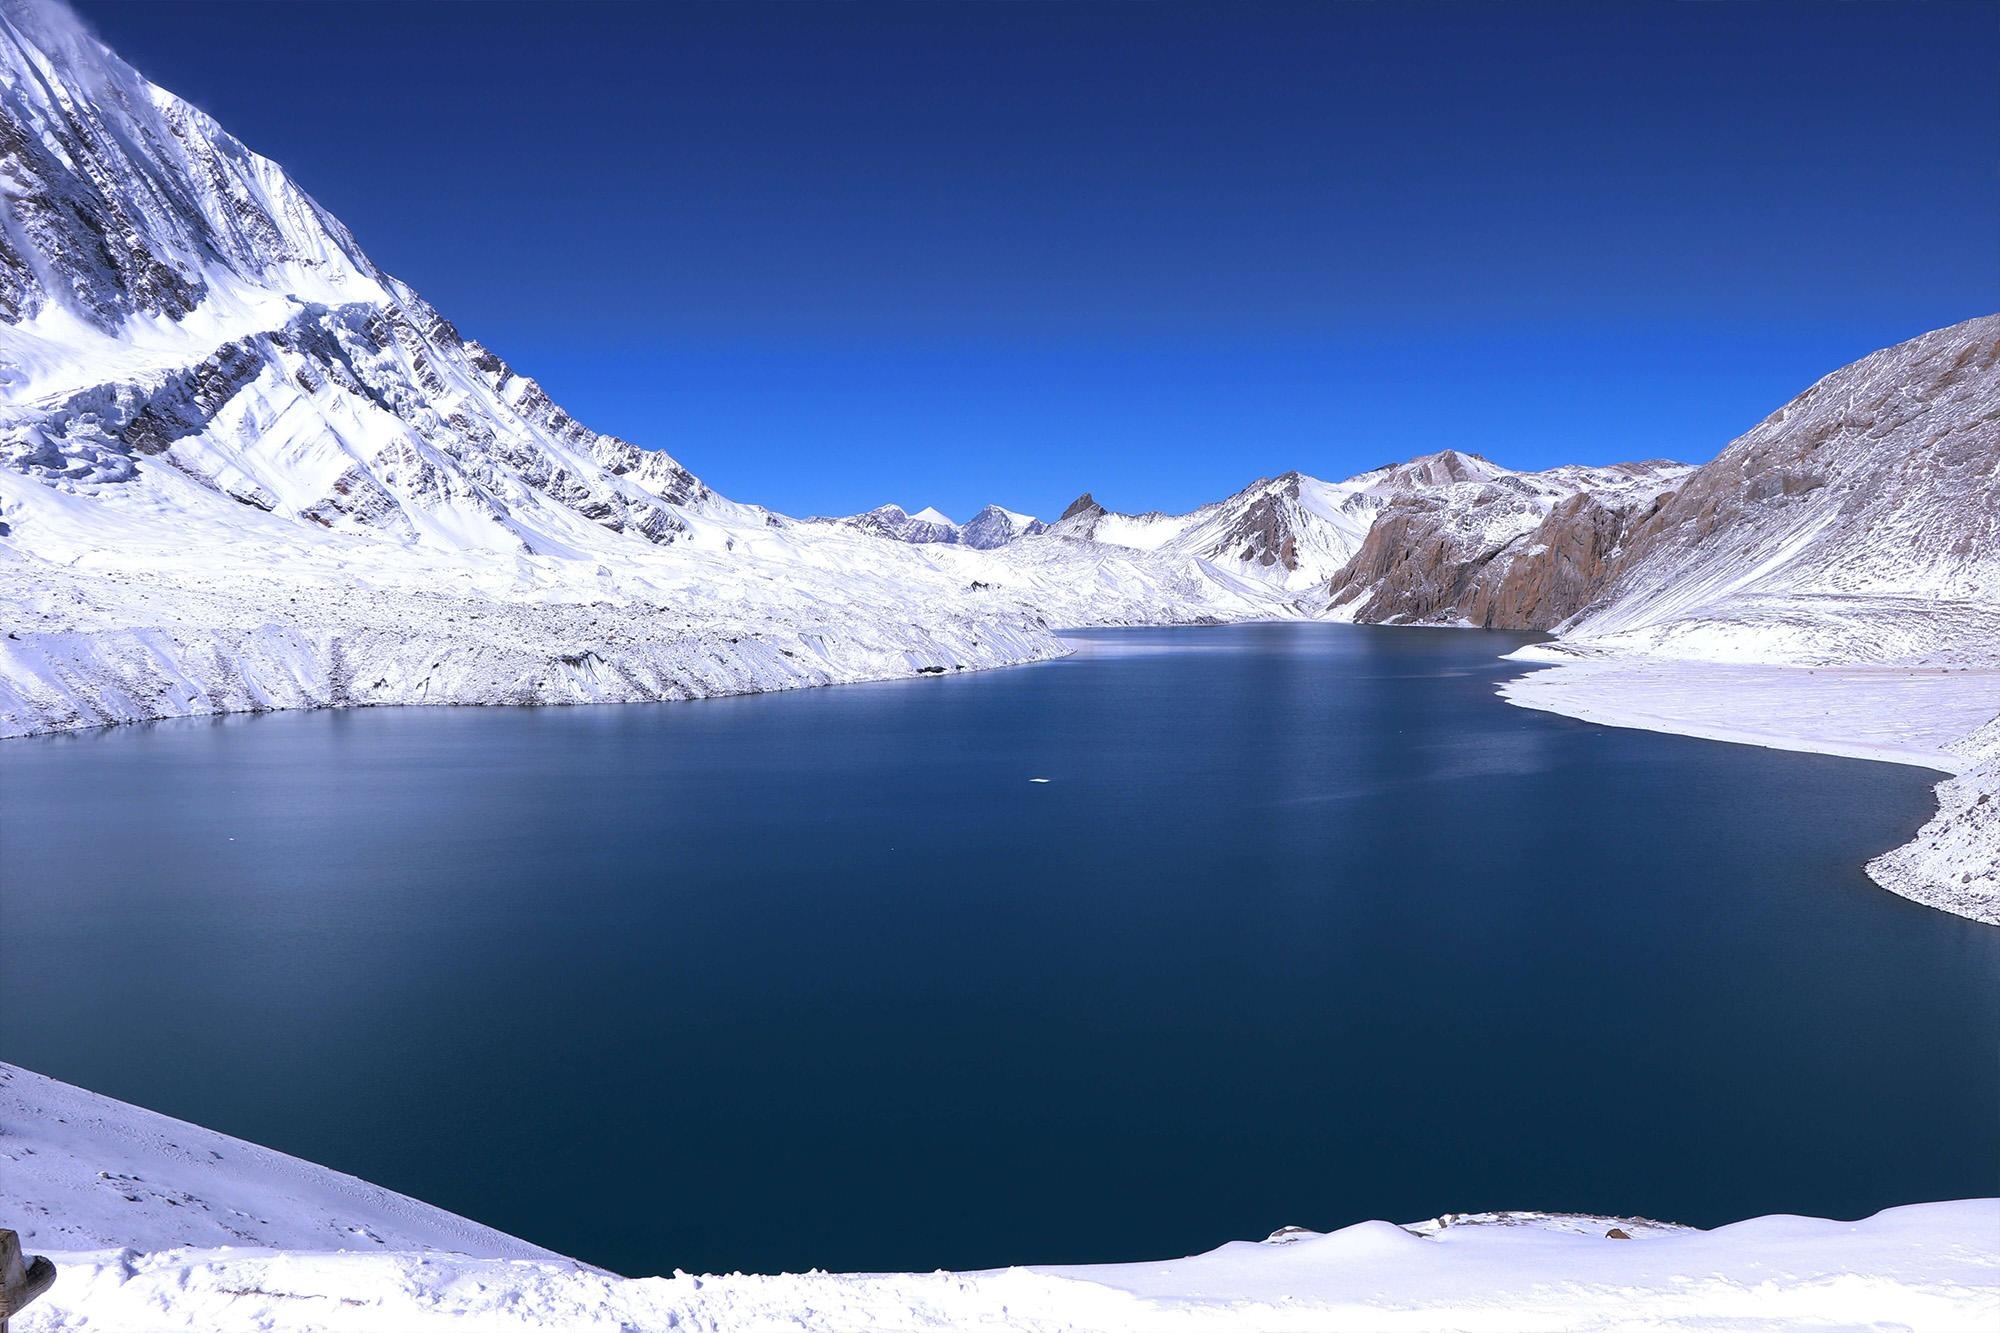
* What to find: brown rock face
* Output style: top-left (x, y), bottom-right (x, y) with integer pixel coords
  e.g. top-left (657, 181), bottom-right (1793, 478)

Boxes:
top-left (1565, 315), bottom-right (2000, 645)
top-left (1320, 315), bottom-right (1997, 646)
top-left (1218, 482), bottom-right (1303, 571)
top-left (1325, 505), bottom-right (1497, 624)
top-left (1321, 469), bottom-right (1684, 630)
top-left (1058, 492), bottom-right (1102, 522)
top-left (1473, 489), bottom-right (1677, 629)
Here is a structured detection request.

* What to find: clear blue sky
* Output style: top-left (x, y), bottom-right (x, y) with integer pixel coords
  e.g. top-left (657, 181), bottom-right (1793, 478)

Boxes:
top-left (77, 1), bottom-right (1998, 520)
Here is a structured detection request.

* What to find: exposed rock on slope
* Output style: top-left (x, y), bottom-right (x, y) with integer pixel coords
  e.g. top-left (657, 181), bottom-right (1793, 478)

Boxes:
top-left (1314, 316), bottom-right (1998, 651)
top-left (1560, 314), bottom-right (2000, 664)
top-left (0, 0), bottom-right (1087, 735)
top-left (1313, 459), bottom-right (1688, 627)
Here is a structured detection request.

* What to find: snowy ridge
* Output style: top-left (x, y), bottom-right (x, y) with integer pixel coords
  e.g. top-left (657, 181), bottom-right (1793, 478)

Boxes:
top-left (1046, 471), bottom-right (1376, 592)
top-left (0, 1064), bottom-right (558, 1260)
top-left (808, 502), bottom-right (1050, 549)
top-left (1557, 314), bottom-right (2000, 666)
top-left (1033, 455), bottom-right (1682, 604)
top-left (7, 1063), bottom-right (1996, 1333)
top-left (807, 503), bottom-right (965, 545)
top-left (0, 0), bottom-right (1101, 734)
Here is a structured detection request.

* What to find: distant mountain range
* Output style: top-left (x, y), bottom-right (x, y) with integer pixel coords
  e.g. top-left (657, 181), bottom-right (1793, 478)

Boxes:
top-left (807, 503), bottom-right (1047, 549)
top-left (1, 0), bottom-right (1994, 749)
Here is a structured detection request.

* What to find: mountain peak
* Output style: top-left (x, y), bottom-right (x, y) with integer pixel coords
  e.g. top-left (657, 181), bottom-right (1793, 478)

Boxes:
top-left (959, 505), bottom-right (1046, 549)
top-left (1058, 493), bottom-right (1101, 521)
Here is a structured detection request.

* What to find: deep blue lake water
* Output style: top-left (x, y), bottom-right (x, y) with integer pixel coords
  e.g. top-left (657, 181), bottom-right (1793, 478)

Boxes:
top-left (2, 625), bottom-right (1995, 1277)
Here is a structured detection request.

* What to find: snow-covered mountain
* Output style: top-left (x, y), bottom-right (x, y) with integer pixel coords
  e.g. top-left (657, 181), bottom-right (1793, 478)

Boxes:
top-left (0, 0), bottom-right (722, 552)
top-left (1046, 471), bottom-right (1379, 593)
top-left (959, 502), bottom-right (1048, 548)
top-left (807, 502), bottom-right (1047, 548)
top-left (1045, 454), bottom-right (1689, 612)
top-left (808, 503), bottom-right (962, 544)
top-left (1290, 316), bottom-right (1999, 654)
top-left (0, 0), bottom-right (1701, 739)
top-left (1559, 313), bottom-right (2000, 665)
top-left (0, 0), bottom-right (1097, 734)
top-left (1310, 458), bottom-right (1691, 628)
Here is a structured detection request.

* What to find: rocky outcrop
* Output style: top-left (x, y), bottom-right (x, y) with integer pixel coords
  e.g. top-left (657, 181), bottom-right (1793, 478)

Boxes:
top-left (1047, 492), bottom-right (1107, 535)
top-left (1323, 505), bottom-right (1501, 624)
top-left (1317, 462), bottom-right (1688, 628)
top-left (1320, 317), bottom-right (1998, 648)
top-left (1470, 489), bottom-right (1673, 628)
top-left (1209, 476), bottom-right (1304, 571)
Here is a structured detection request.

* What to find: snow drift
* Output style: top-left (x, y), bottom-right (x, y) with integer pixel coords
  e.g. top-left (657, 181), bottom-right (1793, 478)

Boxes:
top-left (6, 1063), bottom-right (1995, 1333)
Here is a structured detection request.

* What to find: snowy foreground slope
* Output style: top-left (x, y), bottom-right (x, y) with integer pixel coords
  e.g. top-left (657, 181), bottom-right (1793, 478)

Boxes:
top-left (8, 1064), bottom-right (1996, 1333)
top-left (0, 1065), bottom-right (559, 1261)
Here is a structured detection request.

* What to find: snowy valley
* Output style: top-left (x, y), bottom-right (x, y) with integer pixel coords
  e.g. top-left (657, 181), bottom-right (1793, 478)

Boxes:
top-left (2, 0), bottom-right (1998, 1328)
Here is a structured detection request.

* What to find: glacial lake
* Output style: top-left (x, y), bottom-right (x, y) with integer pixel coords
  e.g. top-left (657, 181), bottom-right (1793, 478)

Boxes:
top-left (3, 624), bottom-right (1995, 1277)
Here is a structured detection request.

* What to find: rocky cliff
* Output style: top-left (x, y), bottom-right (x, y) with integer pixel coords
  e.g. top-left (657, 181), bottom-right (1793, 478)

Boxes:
top-left (1314, 460), bottom-right (1688, 628)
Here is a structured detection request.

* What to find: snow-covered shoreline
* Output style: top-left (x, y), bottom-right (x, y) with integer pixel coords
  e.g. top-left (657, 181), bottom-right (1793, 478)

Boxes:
top-left (25, 1205), bottom-right (1999, 1333)
top-left (10, 610), bottom-right (1996, 926)
top-left (1498, 643), bottom-right (2000, 925)
top-left (6, 1064), bottom-right (1995, 1333)
top-left (0, 564), bottom-right (1077, 741)
top-left (1497, 645), bottom-right (1993, 774)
